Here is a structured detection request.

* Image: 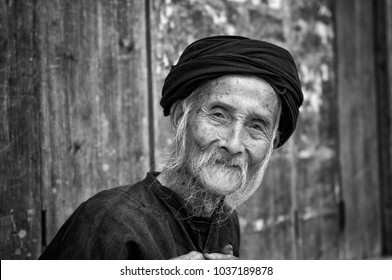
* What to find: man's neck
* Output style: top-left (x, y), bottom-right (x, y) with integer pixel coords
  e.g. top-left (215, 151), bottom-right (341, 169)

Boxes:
top-left (156, 172), bottom-right (221, 218)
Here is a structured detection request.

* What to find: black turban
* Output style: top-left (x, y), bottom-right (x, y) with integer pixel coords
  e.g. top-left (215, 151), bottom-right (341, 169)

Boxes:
top-left (160, 35), bottom-right (303, 148)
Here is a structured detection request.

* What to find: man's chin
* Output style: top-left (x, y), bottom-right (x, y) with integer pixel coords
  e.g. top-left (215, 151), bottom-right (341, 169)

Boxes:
top-left (199, 166), bottom-right (241, 196)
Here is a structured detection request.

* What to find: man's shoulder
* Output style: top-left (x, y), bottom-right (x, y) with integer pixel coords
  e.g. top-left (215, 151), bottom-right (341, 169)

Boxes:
top-left (82, 173), bottom-right (161, 216)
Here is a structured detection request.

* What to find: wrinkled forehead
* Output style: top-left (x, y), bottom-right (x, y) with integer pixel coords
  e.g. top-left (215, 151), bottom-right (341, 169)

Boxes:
top-left (193, 75), bottom-right (281, 117)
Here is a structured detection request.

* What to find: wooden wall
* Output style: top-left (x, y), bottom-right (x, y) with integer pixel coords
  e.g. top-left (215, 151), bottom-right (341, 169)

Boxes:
top-left (1, 0), bottom-right (391, 260)
top-left (1, 0), bottom-right (150, 259)
top-left (38, 0), bottom-right (150, 250)
top-left (335, 0), bottom-right (382, 259)
top-left (0, 0), bottom-right (41, 259)
top-left (375, 0), bottom-right (392, 256)
top-left (385, 0), bottom-right (392, 255)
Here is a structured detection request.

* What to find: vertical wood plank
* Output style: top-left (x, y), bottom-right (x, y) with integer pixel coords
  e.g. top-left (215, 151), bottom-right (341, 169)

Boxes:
top-left (0, 0), bottom-right (41, 259)
top-left (144, 0), bottom-right (156, 171)
top-left (37, 0), bottom-right (150, 245)
top-left (295, 77), bottom-right (341, 259)
top-left (375, 0), bottom-right (392, 256)
top-left (150, 0), bottom-right (173, 170)
top-left (335, 0), bottom-right (382, 259)
top-left (239, 155), bottom-right (294, 259)
top-left (386, 0), bottom-right (392, 255)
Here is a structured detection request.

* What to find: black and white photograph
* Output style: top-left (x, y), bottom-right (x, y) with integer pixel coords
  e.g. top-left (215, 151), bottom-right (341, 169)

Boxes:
top-left (1, 0), bottom-right (392, 268)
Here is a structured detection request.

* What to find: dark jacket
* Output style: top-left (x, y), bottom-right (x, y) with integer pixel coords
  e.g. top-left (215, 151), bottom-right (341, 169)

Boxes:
top-left (39, 172), bottom-right (240, 259)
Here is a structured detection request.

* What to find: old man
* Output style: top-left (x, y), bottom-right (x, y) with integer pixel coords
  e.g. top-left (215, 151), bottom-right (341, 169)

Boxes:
top-left (39, 35), bottom-right (303, 260)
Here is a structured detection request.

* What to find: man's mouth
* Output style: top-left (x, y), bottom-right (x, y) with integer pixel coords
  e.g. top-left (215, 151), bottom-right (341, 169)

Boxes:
top-left (214, 159), bottom-right (240, 169)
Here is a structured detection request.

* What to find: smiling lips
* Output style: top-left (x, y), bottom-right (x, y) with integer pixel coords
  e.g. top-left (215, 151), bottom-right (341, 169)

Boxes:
top-left (214, 159), bottom-right (241, 170)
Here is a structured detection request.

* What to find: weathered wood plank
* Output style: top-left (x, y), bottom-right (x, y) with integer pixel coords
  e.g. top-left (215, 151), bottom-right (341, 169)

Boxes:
top-left (0, 0), bottom-right (41, 259)
top-left (239, 154), bottom-right (294, 259)
top-left (37, 0), bottom-right (150, 246)
top-left (335, 0), bottom-right (382, 259)
top-left (149, 0), bottom-right (173, 171)
top-left (296, 104), bottom-right (340, 259)
top-left (297, 157), bottom-right (340, 259)
top-left (375, 0), bottom-right (392, 256)
top-left (385, 0), bottom-right (392, 255)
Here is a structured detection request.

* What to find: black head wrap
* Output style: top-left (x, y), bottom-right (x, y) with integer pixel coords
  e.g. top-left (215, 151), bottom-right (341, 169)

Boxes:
top-left (160, 35), bottom-right (303, 148)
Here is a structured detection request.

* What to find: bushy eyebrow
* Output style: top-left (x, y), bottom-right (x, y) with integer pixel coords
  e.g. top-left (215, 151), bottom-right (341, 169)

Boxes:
top-left (207, 100), bottom-right (274, 128)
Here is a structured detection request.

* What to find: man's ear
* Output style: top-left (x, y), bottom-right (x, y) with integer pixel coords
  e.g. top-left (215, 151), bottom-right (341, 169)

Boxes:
top-left (169, 100), bottom-right (185, 132)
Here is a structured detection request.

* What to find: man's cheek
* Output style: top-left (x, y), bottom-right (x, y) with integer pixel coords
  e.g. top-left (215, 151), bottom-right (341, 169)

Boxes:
top-left (192, 125), bottom-right (220, 147)
top-left (246, 140), bottom-right (272, 166)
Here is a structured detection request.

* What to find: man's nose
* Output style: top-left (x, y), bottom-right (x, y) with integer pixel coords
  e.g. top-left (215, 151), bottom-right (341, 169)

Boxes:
top-left (219, 123), bottom-right (245, 155)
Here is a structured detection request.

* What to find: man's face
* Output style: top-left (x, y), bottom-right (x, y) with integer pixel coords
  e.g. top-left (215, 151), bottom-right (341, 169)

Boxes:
top-left (185, 75), bottom-right (281, 198)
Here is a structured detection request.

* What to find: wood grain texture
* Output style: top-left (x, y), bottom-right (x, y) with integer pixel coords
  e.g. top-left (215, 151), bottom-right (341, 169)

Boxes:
top-left (149, 0), bottom-right (172, 171)
top-left (239, 154), bottom-right (294, 259)
top-left (335, 0), bottom-right (382, 259)
top-left (0, 0), bottom-right (42, 259)
top-left (37, 0), bottom-right (150, 245)
top-left (295, 108), bottom-right (341, 259)
top-left (385, 0), bottom-right (392, 255)
top-left (375, 0), bottom-right (392, 256)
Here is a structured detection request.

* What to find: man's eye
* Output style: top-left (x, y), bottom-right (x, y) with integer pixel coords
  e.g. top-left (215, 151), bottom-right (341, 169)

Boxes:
top-left (212, 112), bottom-right (225, 118)
top-left (250, 123), bottom-right (263, 131)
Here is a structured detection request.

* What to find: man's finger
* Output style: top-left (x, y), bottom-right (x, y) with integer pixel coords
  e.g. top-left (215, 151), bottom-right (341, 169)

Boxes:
top-left (203, 253), bottom-right (238, 260)
top-left (219, 244), bottom-right (233, 255)
top-left (171, 251), bottom-right (205, 260)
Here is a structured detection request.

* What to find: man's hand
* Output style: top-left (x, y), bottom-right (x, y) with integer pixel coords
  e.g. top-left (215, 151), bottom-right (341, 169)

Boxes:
top-left (171, 244), bottom-right (239, 260)
top-left (203, 244), bottom-right (239, 260)
top-left (203, 252), bottom-right (238, 260)
top-left (171, 251), bottom-right (205, 260)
